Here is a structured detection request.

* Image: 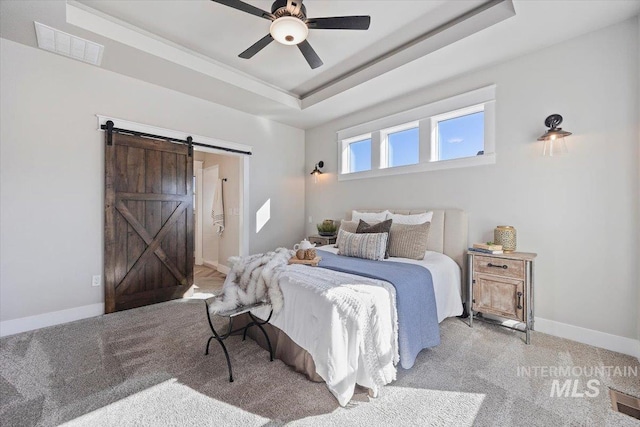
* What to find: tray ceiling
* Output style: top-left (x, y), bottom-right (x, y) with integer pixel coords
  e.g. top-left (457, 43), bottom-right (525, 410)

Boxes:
top-left (1, 1), bottom-right (640, 129)
top-left (78, 0), bottom-right (462, 96)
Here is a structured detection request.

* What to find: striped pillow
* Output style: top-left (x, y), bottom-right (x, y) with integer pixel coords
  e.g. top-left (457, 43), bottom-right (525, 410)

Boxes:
top-left (388, 222), bottom-right (431, 260)
top-left (335, 220), bottom-right (359, 247)
top-left (356, 219), bottom-right (393, 259)
top-left (337, 229), bottom-right (388, 261)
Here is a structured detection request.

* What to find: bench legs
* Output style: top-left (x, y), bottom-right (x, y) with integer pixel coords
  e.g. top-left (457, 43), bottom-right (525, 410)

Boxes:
top-left (209, 338), bottom-right (233, 382)
top-left (204, 301), bottom-right (274, 382)
top-left (204, 308), bottom-right (235, 382)
top-left (248, 311), bottom-right (274, 362)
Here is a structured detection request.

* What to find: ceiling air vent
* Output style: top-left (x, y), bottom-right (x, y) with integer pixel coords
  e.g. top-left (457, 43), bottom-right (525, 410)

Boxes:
top-left (34, 21), bottom-right (104, 66)
top-left (610, 388), bottom-right (640, 421)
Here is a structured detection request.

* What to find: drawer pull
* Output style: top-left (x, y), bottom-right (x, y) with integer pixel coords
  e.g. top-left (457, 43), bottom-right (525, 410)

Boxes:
top-left (517, 291), bottom-right (523, 310)
top-left (487, 263), bottom-right (508, 269)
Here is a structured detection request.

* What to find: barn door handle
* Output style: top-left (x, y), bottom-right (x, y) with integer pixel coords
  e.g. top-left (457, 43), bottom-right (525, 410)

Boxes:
top-left (517, 292), bottom-right (523, 310)
top-left (487, 263), bottom-right (508, 269)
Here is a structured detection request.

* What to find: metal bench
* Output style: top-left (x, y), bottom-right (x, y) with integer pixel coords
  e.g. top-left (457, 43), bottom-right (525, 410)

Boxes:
top-left (204, 299), bottom-right (274, 382)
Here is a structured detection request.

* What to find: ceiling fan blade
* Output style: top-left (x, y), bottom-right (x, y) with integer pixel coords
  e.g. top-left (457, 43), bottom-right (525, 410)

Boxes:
top-left (239, 34), bottom-right (274, 59)
top-left (306, 16), bottom-right (371, 30)
top-left (297, 40), bottom-right (323, 69)
top-left (210, 0), bottom-right (274, 20)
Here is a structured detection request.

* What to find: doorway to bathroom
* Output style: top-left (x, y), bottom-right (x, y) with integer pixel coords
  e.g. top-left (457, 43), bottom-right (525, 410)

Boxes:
top-left (193, 148), bottom-right (245, 295)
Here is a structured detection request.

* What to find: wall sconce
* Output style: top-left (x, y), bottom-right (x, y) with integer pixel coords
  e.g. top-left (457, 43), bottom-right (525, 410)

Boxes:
top-left (537, 114), bottom-right (572, 156)
top-left (310, 161), bottom-right (324, 183)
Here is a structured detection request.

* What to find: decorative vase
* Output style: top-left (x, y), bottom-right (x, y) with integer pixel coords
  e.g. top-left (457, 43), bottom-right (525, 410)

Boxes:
top-left (494, 226), bottom-right (517, 253)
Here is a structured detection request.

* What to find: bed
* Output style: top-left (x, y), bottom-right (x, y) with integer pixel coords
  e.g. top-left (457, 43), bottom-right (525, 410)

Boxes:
top-left (229, 209), bottom-right (467, 406)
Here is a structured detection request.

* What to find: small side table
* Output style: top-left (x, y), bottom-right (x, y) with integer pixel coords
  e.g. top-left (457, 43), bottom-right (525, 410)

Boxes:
top-left (467, 251), bottom-right (537, 344)
top-left (308, 234), bottom-right (336, 246)
top-left (204, 300), bottom-right (273, 382)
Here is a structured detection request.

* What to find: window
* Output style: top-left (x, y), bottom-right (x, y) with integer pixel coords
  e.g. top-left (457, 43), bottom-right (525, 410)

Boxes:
top-left (341, 134), bottom-right (372, 174)
top-left (337, 85), bottom-right (495, 180)
top-left (349, 138), bottom-right (371, 172)
top-left (433, 105), bottom-right (485, 161)
top-left (383, 122), bottom-right (419, 168)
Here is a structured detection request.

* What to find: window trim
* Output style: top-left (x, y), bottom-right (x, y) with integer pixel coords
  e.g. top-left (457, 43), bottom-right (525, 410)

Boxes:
top-left (337, 85), bottom-right (496, 181)
top-left (381, 120), bottom-right (419, 169)
top-left (431, 103), bottom-right (485, 162)
top-left (340, 133), bottom-right (372, 174)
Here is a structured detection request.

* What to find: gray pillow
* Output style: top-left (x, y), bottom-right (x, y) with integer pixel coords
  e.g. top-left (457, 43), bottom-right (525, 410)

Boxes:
top-left (388, 222), bottom-right (431, 260)
top-left (357, 219), bottom-right (392, 259)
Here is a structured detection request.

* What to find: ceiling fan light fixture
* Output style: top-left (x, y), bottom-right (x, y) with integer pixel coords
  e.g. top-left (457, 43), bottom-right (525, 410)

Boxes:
top-left (270, 16), bottom-right (308, 45)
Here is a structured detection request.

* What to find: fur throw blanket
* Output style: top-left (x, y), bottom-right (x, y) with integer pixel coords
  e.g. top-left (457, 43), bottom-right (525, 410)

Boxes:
top-left (207, 247), bottom-right (294, 315)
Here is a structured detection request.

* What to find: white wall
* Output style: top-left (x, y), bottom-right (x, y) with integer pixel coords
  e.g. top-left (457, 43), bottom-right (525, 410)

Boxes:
top-left (306, 19), bottom-right (639, 345)
top-left (0, 38), bottom-right (305, 324)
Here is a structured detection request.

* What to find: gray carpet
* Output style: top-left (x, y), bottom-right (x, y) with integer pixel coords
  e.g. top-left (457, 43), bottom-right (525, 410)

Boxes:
top-left (1, 298), bottom-right (638, 426)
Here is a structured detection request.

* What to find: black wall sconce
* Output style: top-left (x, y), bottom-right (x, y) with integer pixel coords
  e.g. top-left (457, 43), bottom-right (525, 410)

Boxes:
top-left (310, 161), bottom-right (324, 183)
top-left (538, 114), bottom-right (572, 156)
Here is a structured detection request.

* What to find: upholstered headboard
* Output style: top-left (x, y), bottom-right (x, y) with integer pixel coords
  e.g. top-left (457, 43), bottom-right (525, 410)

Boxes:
top-left (345, 209), bottom-right (468, 270)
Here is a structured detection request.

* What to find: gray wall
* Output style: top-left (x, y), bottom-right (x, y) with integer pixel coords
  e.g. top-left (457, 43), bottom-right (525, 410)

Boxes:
top-left (0, 38), bottom-right (305, 322)
top-left (305, 19), bottom-right (639, 340)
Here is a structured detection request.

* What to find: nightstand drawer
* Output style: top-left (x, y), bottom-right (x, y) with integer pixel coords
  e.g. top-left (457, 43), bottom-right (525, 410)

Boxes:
top-left (474, 255), bottom-right (524, 280)
top-left (308, 235), bottom-right (336, 246)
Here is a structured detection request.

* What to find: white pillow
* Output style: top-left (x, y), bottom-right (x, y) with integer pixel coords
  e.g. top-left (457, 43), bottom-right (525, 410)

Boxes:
top-left (352, 210), bottom-right (390, 223)
top-left (386, 211), bottom-right (433, 225)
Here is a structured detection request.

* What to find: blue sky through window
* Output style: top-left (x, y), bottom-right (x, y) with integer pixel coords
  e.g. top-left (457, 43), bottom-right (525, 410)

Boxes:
top-left (349, 139), bottom-right (371, 172)
top-left (438, 111), bottom-right (484, 160)
top-left (388, 127), bottom-right (419, 167)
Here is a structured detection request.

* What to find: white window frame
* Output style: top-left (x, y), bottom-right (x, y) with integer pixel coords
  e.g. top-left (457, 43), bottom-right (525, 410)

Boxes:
top-left (340, 133), bottom-right (372, 174)
top-left (381, 121), bottom-right (420, 169)
top-left (337, 85), bottom-right (496, 181)
top-left (431, 103), bottom-right (485, 162)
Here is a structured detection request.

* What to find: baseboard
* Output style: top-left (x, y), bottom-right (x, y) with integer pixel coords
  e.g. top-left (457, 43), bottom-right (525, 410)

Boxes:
top-left (202, 260), bottom-right (218, 269)
top-left (202, 259), bottom-right (228, 275)
top-left (536, 317), bottom-right (640, 360)
top-left (0, 303), bottom-right (104, 338)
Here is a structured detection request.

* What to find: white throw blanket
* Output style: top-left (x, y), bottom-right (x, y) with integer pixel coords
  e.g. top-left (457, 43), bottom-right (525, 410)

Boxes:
top-left (207, 248), bottom-right (293, 315)
top-left (211, 178), bottom-right (224, 235)
top-left (251, 265), bottom-right (399, 406)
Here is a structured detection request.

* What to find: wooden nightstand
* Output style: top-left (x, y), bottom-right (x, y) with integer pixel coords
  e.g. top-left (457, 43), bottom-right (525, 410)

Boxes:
top-left (467, 251), bottom-right (537, 343)
top-left (308, 235), bottom-right (336, 246)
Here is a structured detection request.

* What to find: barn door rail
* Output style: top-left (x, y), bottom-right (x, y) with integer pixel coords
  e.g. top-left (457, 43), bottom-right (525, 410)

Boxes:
top-left (101, 120), bottom-right (252, 156)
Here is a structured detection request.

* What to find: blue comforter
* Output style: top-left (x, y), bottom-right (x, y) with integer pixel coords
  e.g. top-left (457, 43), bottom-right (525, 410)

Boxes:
top-left (317, 250), bottom-right (439, 369)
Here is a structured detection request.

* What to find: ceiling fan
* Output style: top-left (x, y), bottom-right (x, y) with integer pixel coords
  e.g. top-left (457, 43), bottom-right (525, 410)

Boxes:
top-left (210, 0), bottom-right (371, 69)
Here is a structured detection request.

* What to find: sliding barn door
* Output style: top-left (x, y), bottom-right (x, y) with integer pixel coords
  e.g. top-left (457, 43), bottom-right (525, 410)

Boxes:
top-left (104, 133), bottom-right (194, 313)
